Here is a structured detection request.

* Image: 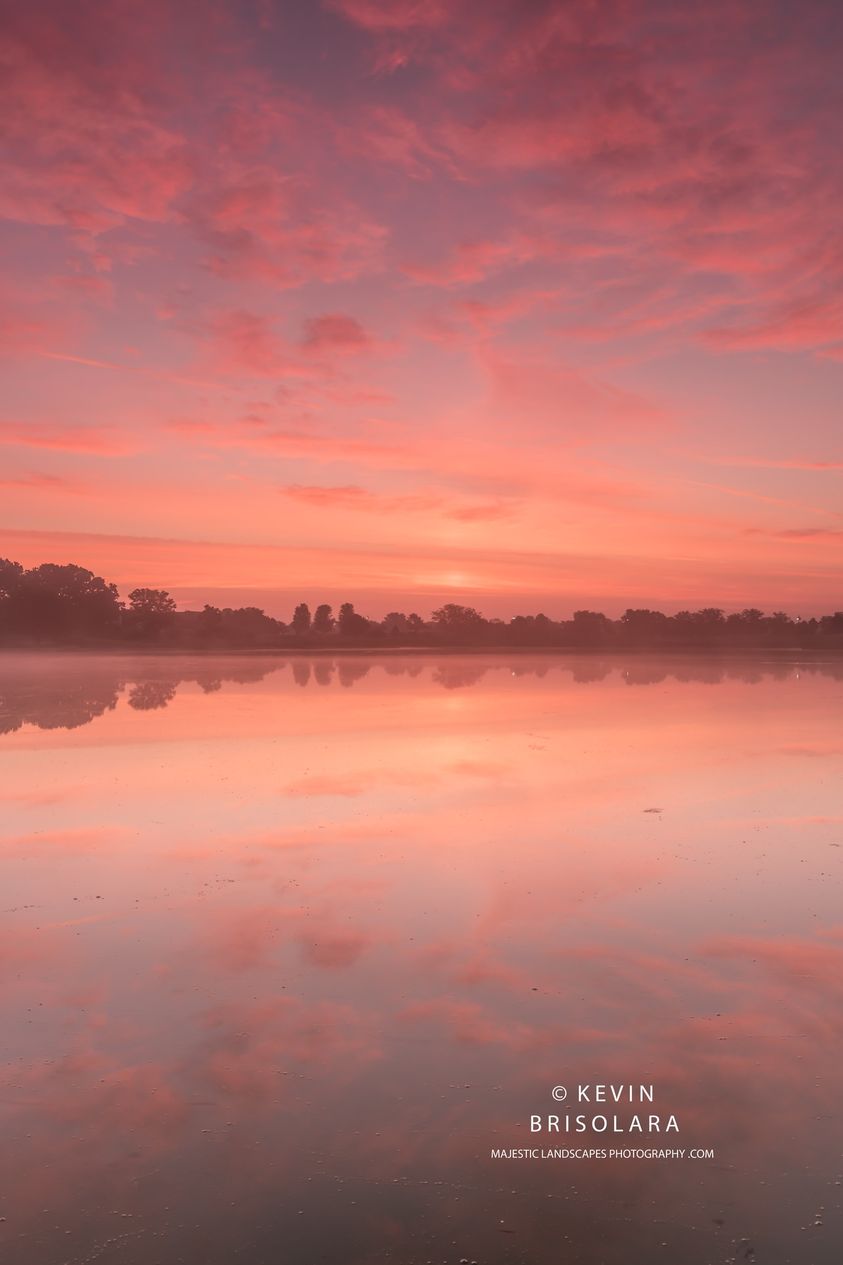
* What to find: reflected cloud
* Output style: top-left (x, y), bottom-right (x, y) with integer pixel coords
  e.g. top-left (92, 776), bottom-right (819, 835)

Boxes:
top-left (283, 768), bottom-right (437, 797)
top-left (298, 931), bottom-right (371, 969)
top-left (2, 826), bottom-right (125, 857)
top-left (2, 652), bottom-right (843, 1264)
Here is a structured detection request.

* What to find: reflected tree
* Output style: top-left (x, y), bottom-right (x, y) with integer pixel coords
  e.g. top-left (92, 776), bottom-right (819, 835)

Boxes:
top-left (127, 681), bottom-right (179, 710)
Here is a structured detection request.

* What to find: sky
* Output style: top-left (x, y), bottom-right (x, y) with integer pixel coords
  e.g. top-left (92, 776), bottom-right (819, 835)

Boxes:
top-left (2, 0), bottom-right (842, 619)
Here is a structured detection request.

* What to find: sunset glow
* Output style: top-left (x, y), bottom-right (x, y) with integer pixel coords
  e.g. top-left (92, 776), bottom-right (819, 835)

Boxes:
top-left (3, 1), bottom-right (842, 615)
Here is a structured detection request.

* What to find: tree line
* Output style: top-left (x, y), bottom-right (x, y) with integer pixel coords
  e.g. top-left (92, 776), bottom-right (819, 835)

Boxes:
top-left (1, 558), bottom-right (842, 650)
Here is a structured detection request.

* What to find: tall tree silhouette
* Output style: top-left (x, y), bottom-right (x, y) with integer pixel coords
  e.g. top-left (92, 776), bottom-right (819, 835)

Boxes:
top-left (313, 603), bottom-right (334, 634)
top-left (339, 602), bottom-right (369, 636)
top-left (292, 602), bottom-right (312, 635)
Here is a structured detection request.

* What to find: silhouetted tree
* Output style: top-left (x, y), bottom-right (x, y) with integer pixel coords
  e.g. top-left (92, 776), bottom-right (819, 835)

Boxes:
top-left (197, 604), bottom-right (224, 641)
top-left (0, 558), bottom-right (24, 600)
top-left (1, 562), bottom-right (122, 641)
top-left (430, 603), bottom-right (487, 643)
top-left (180, 604), bottom-right (283, 647)
top-left (508, 612), bottom-right (558, 645)
top-left (125, 587), bottom-right (177, 639)
top-left (338, 602), bottom-right (369, 636)
top-left (621, 609), bottom-right (669, 645)
top-left (313, 603), bottom-right (334, 634)
top-left (672, 607), bottom-right (726, 646)
top-left (292, 602), bottom-right (312, 635)
top-left (570, 610), bottom-right (611, 646)
top-left (382, 611), bottom-right (408, 637)
top-left (0, 558), bottom-right (25, 638)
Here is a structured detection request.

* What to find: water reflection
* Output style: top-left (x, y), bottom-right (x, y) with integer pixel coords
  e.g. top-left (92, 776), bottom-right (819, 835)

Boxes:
top-left (1, 652), bottom-right (842, 1263)
top-left (2, 650), bottom-right (843, 733)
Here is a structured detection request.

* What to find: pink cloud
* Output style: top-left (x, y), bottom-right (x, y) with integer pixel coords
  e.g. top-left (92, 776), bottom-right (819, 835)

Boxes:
top-left (204, 309), bottom-right (291, 377)
top-left (0, 6), bottom-right (192, 233)
top-left (701, 455), bottom-right (843, 472)
top-left (200, 308), bottom-right (381, 380)
top-left (703, 934), bottom-right (843, 993)
top-left (337, 104), bottom-right (451, 178)
top-left (279, 483), bottom-right (438, 514)
top-left (447, 502), bottom-right (513, 522)
top-left (298, 932), bottom-right (371, 968)
top-left (55, 274), bottom-right (113, 302)
top-left (187, 166), bottom-right (387, 285)
top-left (326, 0), bottom-right (843, 360)
top-left (283, 770), bottom-right (375, 797)
top-left (403, 236), bottom-right (544, 286)
top-left (705, 296), bottom-right (843, 354)
top-left (482, 352), bottom-right (671, 441)
top-left (328, 0), bottom-right (452, 33)
top-left (0, 472), bottom-right (88, 493)
top-left (2, 827), bottom-right (126, 857)
top-left (0, 288), bottom-right (71, 354)
top-left (279, 483), bottom-right (515, 523)
top-left (398, 997), bottom-right (534, 1048)
top-left (301, 313), bottom-right (373, 353)
top-left (744, 526), bottom-right (843, 543)
top-left (0, 421), bottom-right (139, 456)
top-left (283, 767), bottom-right (437, 797)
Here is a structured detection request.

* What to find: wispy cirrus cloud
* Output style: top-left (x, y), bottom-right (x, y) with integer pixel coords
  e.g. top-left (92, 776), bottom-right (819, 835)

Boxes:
top-left (0, 421), bottom-right (140, 456)
top-left (700, 455), bottom-right (843, 472)
top-left (279, 483), bottom-right (512, 522)
top-left (0, 472), bottom-right (89, 494)
top-left (744, 526), bottom-right (843, 542)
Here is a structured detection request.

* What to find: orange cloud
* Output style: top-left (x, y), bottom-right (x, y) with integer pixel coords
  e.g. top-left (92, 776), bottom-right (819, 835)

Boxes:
top-left (0, 422), bottom-right (138, 455)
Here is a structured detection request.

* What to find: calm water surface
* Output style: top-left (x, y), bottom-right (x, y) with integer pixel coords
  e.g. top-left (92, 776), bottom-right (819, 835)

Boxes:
top-left (1, 652), bottom-right (842, 1264)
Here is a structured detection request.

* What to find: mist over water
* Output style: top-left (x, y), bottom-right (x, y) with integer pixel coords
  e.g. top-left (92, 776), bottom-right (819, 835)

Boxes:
top-left (1, 652), bottom-right (841, 1264)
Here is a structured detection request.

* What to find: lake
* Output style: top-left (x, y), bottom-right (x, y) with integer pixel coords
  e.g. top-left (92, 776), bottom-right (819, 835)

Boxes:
top-left (1, 651), bottom-right (841, 1263)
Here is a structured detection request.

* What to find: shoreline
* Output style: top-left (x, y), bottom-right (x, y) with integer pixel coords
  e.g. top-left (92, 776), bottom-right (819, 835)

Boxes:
top-left (0, 643), bottom-right (840, 659)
